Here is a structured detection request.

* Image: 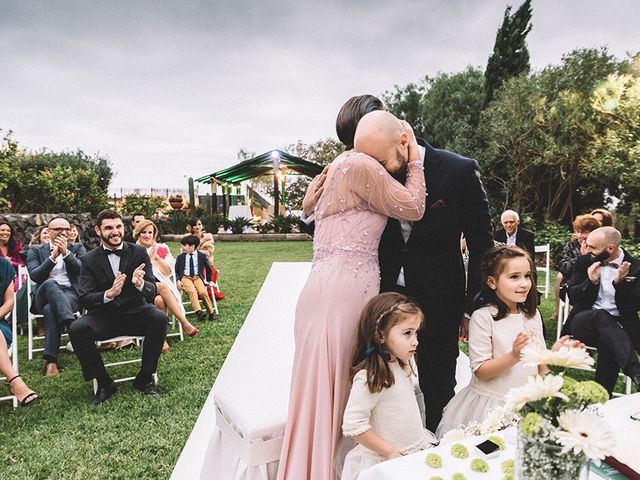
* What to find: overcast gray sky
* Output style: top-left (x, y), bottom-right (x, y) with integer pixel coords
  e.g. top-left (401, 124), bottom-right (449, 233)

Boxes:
top-left (2, 0), bottom-right (638, 194)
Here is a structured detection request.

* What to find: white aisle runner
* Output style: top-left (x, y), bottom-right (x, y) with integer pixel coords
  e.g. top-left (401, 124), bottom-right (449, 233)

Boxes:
top-left (171, 262), bottom-right (472, 480)
top-left (171, 262), bottom-right (311, 480)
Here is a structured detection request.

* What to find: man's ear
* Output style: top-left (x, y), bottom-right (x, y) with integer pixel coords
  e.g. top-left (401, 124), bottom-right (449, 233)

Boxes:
top-left (399, 131), bottom-right (409, 147)
top-left (94, 226), bottom-right (100, 237)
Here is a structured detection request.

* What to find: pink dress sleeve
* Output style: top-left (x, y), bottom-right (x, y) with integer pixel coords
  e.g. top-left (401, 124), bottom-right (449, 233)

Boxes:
top-left (347, 153), bottom-right (426, 221)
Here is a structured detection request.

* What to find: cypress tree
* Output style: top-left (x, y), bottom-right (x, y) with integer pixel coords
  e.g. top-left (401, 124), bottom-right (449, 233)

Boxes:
top-left (483, 0), bottom-right (532, 107)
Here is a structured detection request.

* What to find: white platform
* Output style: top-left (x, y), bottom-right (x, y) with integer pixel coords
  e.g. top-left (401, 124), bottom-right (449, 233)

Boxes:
top-left (171, 262), bottom-right (473, 480)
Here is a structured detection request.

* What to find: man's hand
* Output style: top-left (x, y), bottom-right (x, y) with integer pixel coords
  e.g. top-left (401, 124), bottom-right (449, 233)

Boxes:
top-left (459, 315), bottom-right (470, 340)
top-left (54, 236), bottom-right (68, 257)
top-left (587, 262), bottom-right (601, 284)
top-left (579, 239), bottom-right (589, 255)
top-left (176, 280), bottom-right (183, 292)
top-left (131, 263), bottom-right (146, 289)
top-left (106, 272), bottom-right (126, 299)
top-left (614, 261), bottom-right (631, 284)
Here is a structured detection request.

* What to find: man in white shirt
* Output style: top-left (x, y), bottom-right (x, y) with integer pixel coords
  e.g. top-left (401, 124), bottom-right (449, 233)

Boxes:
top-left (564, 227), bottom-right (640, 395)
top-left (27, 217), bottom-right (86, 376)
top-left (493, 209), bottom-right (535, 260)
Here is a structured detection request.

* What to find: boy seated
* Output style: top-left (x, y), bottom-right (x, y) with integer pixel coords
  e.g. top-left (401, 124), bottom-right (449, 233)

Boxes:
top-left (175, 235), bottom-right (216, 321)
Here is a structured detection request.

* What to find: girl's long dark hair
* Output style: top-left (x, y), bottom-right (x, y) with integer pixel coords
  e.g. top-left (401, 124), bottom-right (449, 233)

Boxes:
top-left (479, 245), bottom-right (538, 321)
top-left (350, 292), bottom-right (423, 393)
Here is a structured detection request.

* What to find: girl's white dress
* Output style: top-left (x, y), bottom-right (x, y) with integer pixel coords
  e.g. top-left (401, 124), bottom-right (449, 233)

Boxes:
top-left (341, 360), bottom-right (437, 480)
top-left (436, 305), bottom-right (545, 438)
top-left (146, 243), bottom-right (186, 317)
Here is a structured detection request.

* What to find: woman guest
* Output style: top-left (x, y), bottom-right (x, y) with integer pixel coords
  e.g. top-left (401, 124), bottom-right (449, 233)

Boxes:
top-left (29, 225), bottom-right (50, 247)
top-left (187, 217), bottom-right (224, 300)
top-left (0, 221), bottom-right (25, 275)
top-left (552, 214), bottom-right (601, 319)
top-left (133, 220), bottom-right (199, 350)
top-left (68, 224), bottom-right (83, 248)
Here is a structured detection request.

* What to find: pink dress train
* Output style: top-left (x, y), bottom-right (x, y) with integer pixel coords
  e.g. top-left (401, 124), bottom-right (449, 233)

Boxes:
top-left (277, 152), bottom-right (426, 480)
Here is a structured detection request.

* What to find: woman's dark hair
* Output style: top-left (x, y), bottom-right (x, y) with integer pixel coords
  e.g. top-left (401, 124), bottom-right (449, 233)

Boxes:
top-left (350, 292), bottom-right (423, 393)
top-left (479, 245), bottom-right (538, 321)
top-left (188, 217), bottom-right (201, 229)
top-left (590, 208), bottom-right (613, 227)
top-left (336, 94), bottom-right (384, 150)
top-left (0, 221), bottom-right (18, 253)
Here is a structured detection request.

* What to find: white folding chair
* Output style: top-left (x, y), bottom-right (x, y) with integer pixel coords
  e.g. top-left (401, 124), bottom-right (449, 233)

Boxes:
top-left (23, 265), bottom-right (74, 360)
top-left (0, 301), bottom-right (19, 408)
top-left (556, 292), bottom-right (633, 396)
top-left (178, 277), bottom-right (219, 317)
top-left (91, 335), bottom-right (158, 394)
top-left (534, 244), bottom-right (550, 298)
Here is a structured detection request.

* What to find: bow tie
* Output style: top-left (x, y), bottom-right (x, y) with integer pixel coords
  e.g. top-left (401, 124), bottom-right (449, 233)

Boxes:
top-left (601, 261), bottom-right (619, 268)
top-left (104, 248), bottom-right (123, 257)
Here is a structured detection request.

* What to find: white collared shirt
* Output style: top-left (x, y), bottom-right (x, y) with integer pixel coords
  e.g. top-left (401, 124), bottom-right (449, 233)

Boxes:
top-left (396, 145), bottom-right (426, 287)
top-left (183, 252), bottom-right (199, 276)
top-left (592, 249), bottom-right (624, 316)
top-left (506, 230), bottom-right (517, 246)
top-left (102, 243), bottom-right (139, 303)
top-left (48, 242), bottom-right (71, 287)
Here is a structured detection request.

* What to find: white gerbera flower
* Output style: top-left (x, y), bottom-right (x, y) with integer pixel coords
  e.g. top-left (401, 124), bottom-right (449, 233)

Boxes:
top-left (555, 410), bottom-right (616, 463)
top-left (521, 345), bottom-right (594, 370)
top-left (480, 404), bottom-right (519, 432)
top-left (505, 374), bottom-right (568, 411)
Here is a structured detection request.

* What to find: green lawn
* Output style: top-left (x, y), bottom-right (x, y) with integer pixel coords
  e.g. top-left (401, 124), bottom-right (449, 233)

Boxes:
top-left (0, 244), bottom-right (634, 478)
top-left (0, 241), bottom-right (313, 479)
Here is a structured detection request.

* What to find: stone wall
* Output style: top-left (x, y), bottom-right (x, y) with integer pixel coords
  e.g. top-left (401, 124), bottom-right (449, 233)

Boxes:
top-left (0, 213), bottom-right (101, 250)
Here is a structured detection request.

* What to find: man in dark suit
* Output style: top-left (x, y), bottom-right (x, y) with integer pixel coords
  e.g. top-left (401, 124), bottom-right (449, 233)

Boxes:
top-left (69, 209), bottom-right (167, 405)
top-left (378, 139), bottom-right (493, 432)
top-left (303, 95), bottom-right (493, 431)
top-left (27, 216), bottom-right (86, 376)
top-left (562, 226), bottom-right (640, 395)
top-left (493, 209), bottom-right (535, 260)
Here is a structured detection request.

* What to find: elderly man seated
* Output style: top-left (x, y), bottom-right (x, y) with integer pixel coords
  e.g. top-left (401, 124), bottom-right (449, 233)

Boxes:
top-left (27, 216), bottom-right (86, 376)
top-left (563, 226), bottom-right (640, 395)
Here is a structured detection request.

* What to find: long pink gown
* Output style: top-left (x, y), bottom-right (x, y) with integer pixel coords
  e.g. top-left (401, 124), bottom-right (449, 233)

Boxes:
top-left (277, 151), bottom-right (426, 480)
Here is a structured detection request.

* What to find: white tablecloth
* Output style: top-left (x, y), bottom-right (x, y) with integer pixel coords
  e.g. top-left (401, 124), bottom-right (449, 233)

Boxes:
top-left (360, 393), bottom-right (640, 480)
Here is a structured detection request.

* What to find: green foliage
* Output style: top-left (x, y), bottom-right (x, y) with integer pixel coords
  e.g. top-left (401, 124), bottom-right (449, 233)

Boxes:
top-left (271, 214), bottom-right (299, 233)
top-left (0, 133), bottom-right (112, 214)
top-left (167, 210), bottom-right (188, 234)
top-left (534, 221), bottom-right (570, 257)
top-left (201, 213), bottom-right (225, 235)
top-left (484, 0), bottom-right (532, 107)
top-left (121, 193), bottom-right (167, 218)
top-left (224, 216), bottom-right (251, 234)
top-left (382, 79), bottom-right (430, 139)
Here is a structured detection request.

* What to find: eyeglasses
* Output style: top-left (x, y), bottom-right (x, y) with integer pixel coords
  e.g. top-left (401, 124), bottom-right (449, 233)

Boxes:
top-left (49, 227), bottom-right (71, 232)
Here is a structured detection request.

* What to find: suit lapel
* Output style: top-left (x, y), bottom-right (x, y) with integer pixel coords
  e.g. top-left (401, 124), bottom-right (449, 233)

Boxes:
top-left (119, 242), bottom-right (133, 274)
top-left (96, 246), bottom-right (116, 281)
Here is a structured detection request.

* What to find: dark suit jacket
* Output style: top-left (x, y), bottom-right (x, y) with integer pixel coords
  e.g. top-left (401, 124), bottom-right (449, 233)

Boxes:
top-left (79, 242), bottom-right (157, 315)
top-left (26, 242), bottom-right (86, 298)
top-left (563, 252), bottom-right (640, 353)
top-left (174, 251), bottom-right (212, 282)
top-left (378, 140), bottom-right (493, 315)
top-left (494, 227), bottom-right (535, 260)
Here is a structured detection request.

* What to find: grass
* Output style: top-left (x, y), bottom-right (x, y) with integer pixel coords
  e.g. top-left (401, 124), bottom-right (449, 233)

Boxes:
top-left (1, 245), bottom-right (634, 478)
top-left (0, 241), bottom-right (313, 479)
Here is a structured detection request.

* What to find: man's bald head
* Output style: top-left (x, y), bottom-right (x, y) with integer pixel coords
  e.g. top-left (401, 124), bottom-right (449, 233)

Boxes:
top-left (354, 111), bottom-right (409, 174)
top-left (589, 226), bottom-right (621, 247)
top-left (585, 226), bottom-right (622, 263)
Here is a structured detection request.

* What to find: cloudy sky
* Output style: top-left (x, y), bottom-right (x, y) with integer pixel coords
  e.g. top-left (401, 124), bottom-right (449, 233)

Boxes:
top-left (2, 0), bottom-right (638, 195)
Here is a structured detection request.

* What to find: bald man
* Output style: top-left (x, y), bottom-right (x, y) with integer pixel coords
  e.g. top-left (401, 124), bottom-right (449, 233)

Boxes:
top-left (563, 226), bottom-right (640, 395)
top-left (354, 110), bottom-right (412, 175)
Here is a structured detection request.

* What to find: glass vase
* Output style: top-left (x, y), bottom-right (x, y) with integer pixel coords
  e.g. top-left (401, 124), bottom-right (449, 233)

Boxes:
top-left (516, 429), bottom-right (589, 480)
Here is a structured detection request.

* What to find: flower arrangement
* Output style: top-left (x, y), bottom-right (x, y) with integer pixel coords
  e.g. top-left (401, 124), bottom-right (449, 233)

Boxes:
top-left (504, 344), bottom-right (616, 479)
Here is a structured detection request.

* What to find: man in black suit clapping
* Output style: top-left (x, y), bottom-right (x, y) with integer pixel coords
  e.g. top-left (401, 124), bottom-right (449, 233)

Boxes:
top-left (69, 209), bottom-right (167, 405)
top-left (493, 209), bottom-right (535, 260)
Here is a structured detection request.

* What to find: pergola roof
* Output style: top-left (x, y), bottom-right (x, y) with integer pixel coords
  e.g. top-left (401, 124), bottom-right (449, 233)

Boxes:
top-left (195, 149), bottom-right (324, 185)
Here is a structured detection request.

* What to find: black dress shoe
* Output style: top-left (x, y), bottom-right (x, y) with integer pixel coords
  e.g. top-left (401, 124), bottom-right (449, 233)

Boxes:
top-left (91, 381), bottom-right (117, 406)
top-left (133, 381), bottom-right (160, 396)
top-left (208, 313), bottom-right (218, 322)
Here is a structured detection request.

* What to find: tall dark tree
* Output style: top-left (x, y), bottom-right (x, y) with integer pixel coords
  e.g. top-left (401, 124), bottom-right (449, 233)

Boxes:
top-left (483, 0), bottom-right (532, 107)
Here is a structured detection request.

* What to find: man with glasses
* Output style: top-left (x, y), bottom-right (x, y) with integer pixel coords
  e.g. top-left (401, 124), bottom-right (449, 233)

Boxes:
top-left (27, 217), bottom-right (86, 376)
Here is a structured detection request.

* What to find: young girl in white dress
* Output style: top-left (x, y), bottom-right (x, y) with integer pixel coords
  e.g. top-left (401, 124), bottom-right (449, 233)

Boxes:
top-left (437, 245), bottom-right (574, 438)
top-left (341, 292), bottom-right (437, 480)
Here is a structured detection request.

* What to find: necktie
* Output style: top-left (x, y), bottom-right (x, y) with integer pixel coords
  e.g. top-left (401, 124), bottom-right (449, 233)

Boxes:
top-left (105, 248), bottom-right (122, 257)
top-left (189, 253), bottom-right (195, 276)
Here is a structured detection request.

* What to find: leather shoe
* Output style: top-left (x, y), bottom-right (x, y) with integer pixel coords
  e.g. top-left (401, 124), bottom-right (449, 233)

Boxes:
top-left (133, 380), bottom-right (160, 397)
top-left (44, 361), bottom-right (60, 377)
top-left (91, 381), bottom-right (117, 406)
top-left (208, 313), bottom-right (218, 322)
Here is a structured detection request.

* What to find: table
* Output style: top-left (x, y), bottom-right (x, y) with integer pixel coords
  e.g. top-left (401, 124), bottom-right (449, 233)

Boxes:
top-left (360, 393), bottom-right (640, 480)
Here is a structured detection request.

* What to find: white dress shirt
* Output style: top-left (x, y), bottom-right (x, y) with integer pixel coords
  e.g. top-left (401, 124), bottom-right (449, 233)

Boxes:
top-left (592, 249), bottom-right (624, 317)
top-left (506, 230), bottom-right (517, 246)
top-left (183, 252), bottom-right (199, 276)
top-left (48, 242), bottom-right (71, 287)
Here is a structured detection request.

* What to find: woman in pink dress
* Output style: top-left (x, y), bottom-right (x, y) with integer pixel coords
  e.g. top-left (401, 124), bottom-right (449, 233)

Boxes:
top-left (277, 109), bottom-right (426, 479)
